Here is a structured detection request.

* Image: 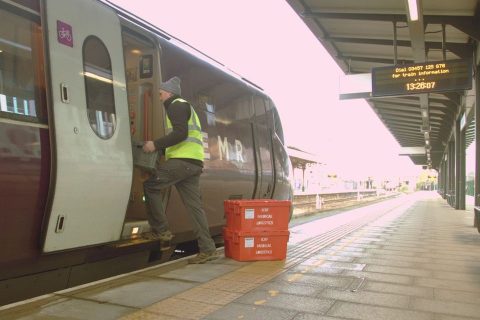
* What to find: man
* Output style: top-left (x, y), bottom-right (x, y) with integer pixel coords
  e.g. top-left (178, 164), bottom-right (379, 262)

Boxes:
top-left (142, 76), bottom-right (218, 264)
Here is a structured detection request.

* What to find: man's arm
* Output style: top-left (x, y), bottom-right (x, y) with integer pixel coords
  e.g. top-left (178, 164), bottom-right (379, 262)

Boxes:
top-left (143, 101), bottom-right (191, 153)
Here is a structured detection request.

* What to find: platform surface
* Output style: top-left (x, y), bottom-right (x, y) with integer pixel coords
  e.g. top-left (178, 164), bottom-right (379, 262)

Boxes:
top-left (1, 191), bottom-right (480, 320)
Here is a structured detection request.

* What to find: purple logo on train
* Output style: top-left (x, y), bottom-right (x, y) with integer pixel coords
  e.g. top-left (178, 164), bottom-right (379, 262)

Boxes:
top-left (57, 20), bottom-right (73, 47)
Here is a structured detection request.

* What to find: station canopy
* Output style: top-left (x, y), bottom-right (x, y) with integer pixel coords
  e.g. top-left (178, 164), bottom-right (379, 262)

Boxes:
top-left (287, 0), bottom-right (479, 169)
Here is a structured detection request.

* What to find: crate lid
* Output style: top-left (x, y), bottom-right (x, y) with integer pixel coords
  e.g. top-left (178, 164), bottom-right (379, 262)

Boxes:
top-left (223, 228), bottom-right (290, 237)
top-left (224, 200), bottom-right (291, 207)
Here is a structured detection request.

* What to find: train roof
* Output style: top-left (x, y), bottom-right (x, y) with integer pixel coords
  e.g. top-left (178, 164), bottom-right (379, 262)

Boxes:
top-left (101, 0), bottom-right (268, 97)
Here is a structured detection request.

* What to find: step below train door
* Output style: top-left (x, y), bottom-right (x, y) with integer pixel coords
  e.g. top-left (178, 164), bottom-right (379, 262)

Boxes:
top-left (42, 0), bottom-right (132, 252)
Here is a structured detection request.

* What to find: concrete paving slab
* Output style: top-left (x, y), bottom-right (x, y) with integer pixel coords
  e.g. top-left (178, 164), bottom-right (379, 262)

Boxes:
top-left (289, 264), bottom-right (346, 276)
top-left (236, 289), bottom-right (335, 314)
top-left (319, 250), bottom-right (368, 258)
top-left (255, 280), bottom-right (323, 297)
top-left (355, 257), bottom-right (417, 268)
top-left (0, 297), bottom-right (69, 320)
top-left (434, 288), bottom-right (480, 305)
top-left (70, 277), bottom-right (197, 308)
top-left (364, 265), bottom-right (433, 277)
top-left (432, 270), bottom-right (480, 282)
top-left (156, 263), bottom-right (239, 283)
top-left (328, 245), bottom-right (367, 253)
top-left (275, 272), bottom-right (353, 290)
top-left (327, 301), bottom-right (434, 320)
top-left (318, 288), bottom-right (410, 309)
top-left (204, 302), bottom-right (298, 320)
top-left (436, 315), bottom-right (480, 320)
top-left (412, 298), bottom-right (480, 318)
top-left (364, 253), bottom-right (432, 264)
top-left (342, 270), bottom-right (413, 285)
top-left (415, 277), bottom-right (480, 293)
top-left (302, 255), bottom-right (356, 263)
top-left (363, 281), bottom-right (434, 298)
top-left (16, 298), bottom-right (134, 320)
top-left (292, 314), bottom-right (351, 320)
top-left (321, 261), bottom-right (366, 271)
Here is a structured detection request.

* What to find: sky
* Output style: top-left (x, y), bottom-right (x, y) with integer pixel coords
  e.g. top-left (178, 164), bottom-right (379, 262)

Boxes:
top-left (110, 0), bottom-right (423, 179)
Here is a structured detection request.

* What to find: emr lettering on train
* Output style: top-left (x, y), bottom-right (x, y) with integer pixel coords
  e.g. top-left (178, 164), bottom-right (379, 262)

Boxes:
top-left (217, 135), bottom-right (245, 162)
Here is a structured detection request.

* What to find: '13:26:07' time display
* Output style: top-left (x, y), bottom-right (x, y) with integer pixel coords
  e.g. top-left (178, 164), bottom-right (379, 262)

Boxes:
top-left (406, 81), bottom-right (436, 91)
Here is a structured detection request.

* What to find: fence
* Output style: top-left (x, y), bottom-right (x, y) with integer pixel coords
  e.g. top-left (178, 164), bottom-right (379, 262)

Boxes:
top-left (292, 190), bottom-right (397, 217)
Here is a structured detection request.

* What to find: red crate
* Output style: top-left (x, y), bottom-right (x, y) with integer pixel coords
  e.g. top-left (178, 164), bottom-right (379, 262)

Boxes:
top-left (223, 228), bottom-right (289, 261)
top-left (224, 200), bottom-right (291, 232)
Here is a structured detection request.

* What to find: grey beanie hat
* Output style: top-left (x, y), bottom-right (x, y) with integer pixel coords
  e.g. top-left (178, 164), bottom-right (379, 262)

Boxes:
top-left (159, 76), bottom-right (181, 95)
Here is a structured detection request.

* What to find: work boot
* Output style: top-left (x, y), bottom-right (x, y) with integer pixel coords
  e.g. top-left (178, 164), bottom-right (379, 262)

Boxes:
top-left (142, 230), bottom-right (173, 251)
top-left (158, 231), bottom-right (173, 251)
top-left (188, 251), bottom-right (220, 264)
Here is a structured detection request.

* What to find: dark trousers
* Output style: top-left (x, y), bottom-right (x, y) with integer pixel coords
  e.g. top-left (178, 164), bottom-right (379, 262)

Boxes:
top-left (143, 159), bottom-right (216, 253)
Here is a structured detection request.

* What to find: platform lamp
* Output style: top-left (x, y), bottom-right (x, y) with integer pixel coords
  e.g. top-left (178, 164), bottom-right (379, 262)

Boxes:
top-left (406, 0), bottom-right (419, 21)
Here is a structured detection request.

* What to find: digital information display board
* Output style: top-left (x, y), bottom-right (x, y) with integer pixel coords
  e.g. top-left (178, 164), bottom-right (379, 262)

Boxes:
top-left (372, 59), bottom-right (472, 97)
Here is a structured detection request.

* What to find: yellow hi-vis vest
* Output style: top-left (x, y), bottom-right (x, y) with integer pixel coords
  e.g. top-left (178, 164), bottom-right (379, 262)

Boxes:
top-left (165, 98), bottom-right (204, 161)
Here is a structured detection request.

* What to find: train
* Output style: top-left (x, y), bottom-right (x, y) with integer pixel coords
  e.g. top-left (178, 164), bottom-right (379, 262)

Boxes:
top-left (0, 0), bottom-right (293, 305)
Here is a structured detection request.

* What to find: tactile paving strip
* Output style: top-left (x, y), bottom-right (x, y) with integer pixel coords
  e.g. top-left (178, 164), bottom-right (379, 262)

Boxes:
top-left (120, 310), bottom-right (180, 320)
top-left (176, 287), bottom-right (241, 305)
top-left (145, 297), bottom-right (220, 320)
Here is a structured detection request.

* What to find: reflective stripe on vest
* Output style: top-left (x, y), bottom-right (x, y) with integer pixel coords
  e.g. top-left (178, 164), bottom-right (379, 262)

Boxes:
top-left (165, 98), bottom-right (204, 161)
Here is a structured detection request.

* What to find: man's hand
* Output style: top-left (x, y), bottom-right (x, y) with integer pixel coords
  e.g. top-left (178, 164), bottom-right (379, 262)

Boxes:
top-left (143, 141), bottom-right (156, 153)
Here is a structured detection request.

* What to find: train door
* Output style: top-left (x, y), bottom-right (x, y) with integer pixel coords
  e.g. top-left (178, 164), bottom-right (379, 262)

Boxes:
top-left (253, 95), bottom-right (274, 198)
top-left (42, 0), bottom-right (132, 252)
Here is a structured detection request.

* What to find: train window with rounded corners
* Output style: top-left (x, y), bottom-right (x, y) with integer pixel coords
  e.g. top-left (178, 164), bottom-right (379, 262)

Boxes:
top-left (83, 36), bottom-right (116, 139)
top-left (0, 4), bottom-right (47, 124)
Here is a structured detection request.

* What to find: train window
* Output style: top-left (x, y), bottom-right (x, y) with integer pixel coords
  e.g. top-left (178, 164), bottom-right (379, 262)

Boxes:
top-left (122, 31), bottom-right (156, 141)
top-left (0, 5), bottom-right (46, 123)
top-left (83, 36), bottom-right (116, 139)
top-left (198, 94), bottom-right (216, 126)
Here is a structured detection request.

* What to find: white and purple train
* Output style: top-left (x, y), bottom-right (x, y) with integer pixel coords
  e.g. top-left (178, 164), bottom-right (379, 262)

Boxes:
top-left (0, 0), bottom-right (293, 304)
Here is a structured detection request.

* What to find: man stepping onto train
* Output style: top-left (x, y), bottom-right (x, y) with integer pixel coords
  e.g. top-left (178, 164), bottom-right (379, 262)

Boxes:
top-left (142, 76), bottom-right (219, 264)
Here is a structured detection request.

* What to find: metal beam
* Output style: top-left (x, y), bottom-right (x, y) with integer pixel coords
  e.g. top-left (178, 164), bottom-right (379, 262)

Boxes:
top-left (338, 55), bottom-right (413, 65)
top-left (301, 12), bottom-right (407, 22)
top-left (327, 37), bottom-right (472, 58)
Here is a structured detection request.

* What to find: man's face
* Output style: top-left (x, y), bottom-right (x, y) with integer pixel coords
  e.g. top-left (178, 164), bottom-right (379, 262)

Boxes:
top-left (159, 89), bottom-right (170, 102)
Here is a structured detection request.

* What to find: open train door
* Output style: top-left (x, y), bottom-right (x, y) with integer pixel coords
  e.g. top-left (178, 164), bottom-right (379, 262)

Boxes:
top-left (42, 0), bottom-right (132, 252)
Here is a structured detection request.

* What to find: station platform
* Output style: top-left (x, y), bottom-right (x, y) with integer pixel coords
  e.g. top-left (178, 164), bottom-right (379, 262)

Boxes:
top-left (1, 191), bottom-right (480, 320)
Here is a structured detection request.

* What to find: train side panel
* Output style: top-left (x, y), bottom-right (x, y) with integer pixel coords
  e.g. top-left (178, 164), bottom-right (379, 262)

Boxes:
top-left (0, 1), bottom-right (50, 264)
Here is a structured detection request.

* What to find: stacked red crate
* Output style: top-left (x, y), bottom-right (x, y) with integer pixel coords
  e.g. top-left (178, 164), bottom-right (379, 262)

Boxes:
top-left (223, 200), bottom-right (291, 261)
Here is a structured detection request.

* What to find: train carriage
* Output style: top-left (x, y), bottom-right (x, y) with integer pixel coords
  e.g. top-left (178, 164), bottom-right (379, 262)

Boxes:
top-left (0, 0), bottom-right (293, 305)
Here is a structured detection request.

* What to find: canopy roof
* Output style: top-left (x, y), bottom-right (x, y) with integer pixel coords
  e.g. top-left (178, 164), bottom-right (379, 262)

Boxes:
top-left (287, 0), bottom-right (479, 169)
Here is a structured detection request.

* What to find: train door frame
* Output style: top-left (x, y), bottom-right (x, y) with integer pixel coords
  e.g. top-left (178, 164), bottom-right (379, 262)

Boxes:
top-left (119, 23), bottom-right (166, 235)
top-left (41, 0), bottom-right (132, 252)
top-left (252, 94), bottom-right (274, 199)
